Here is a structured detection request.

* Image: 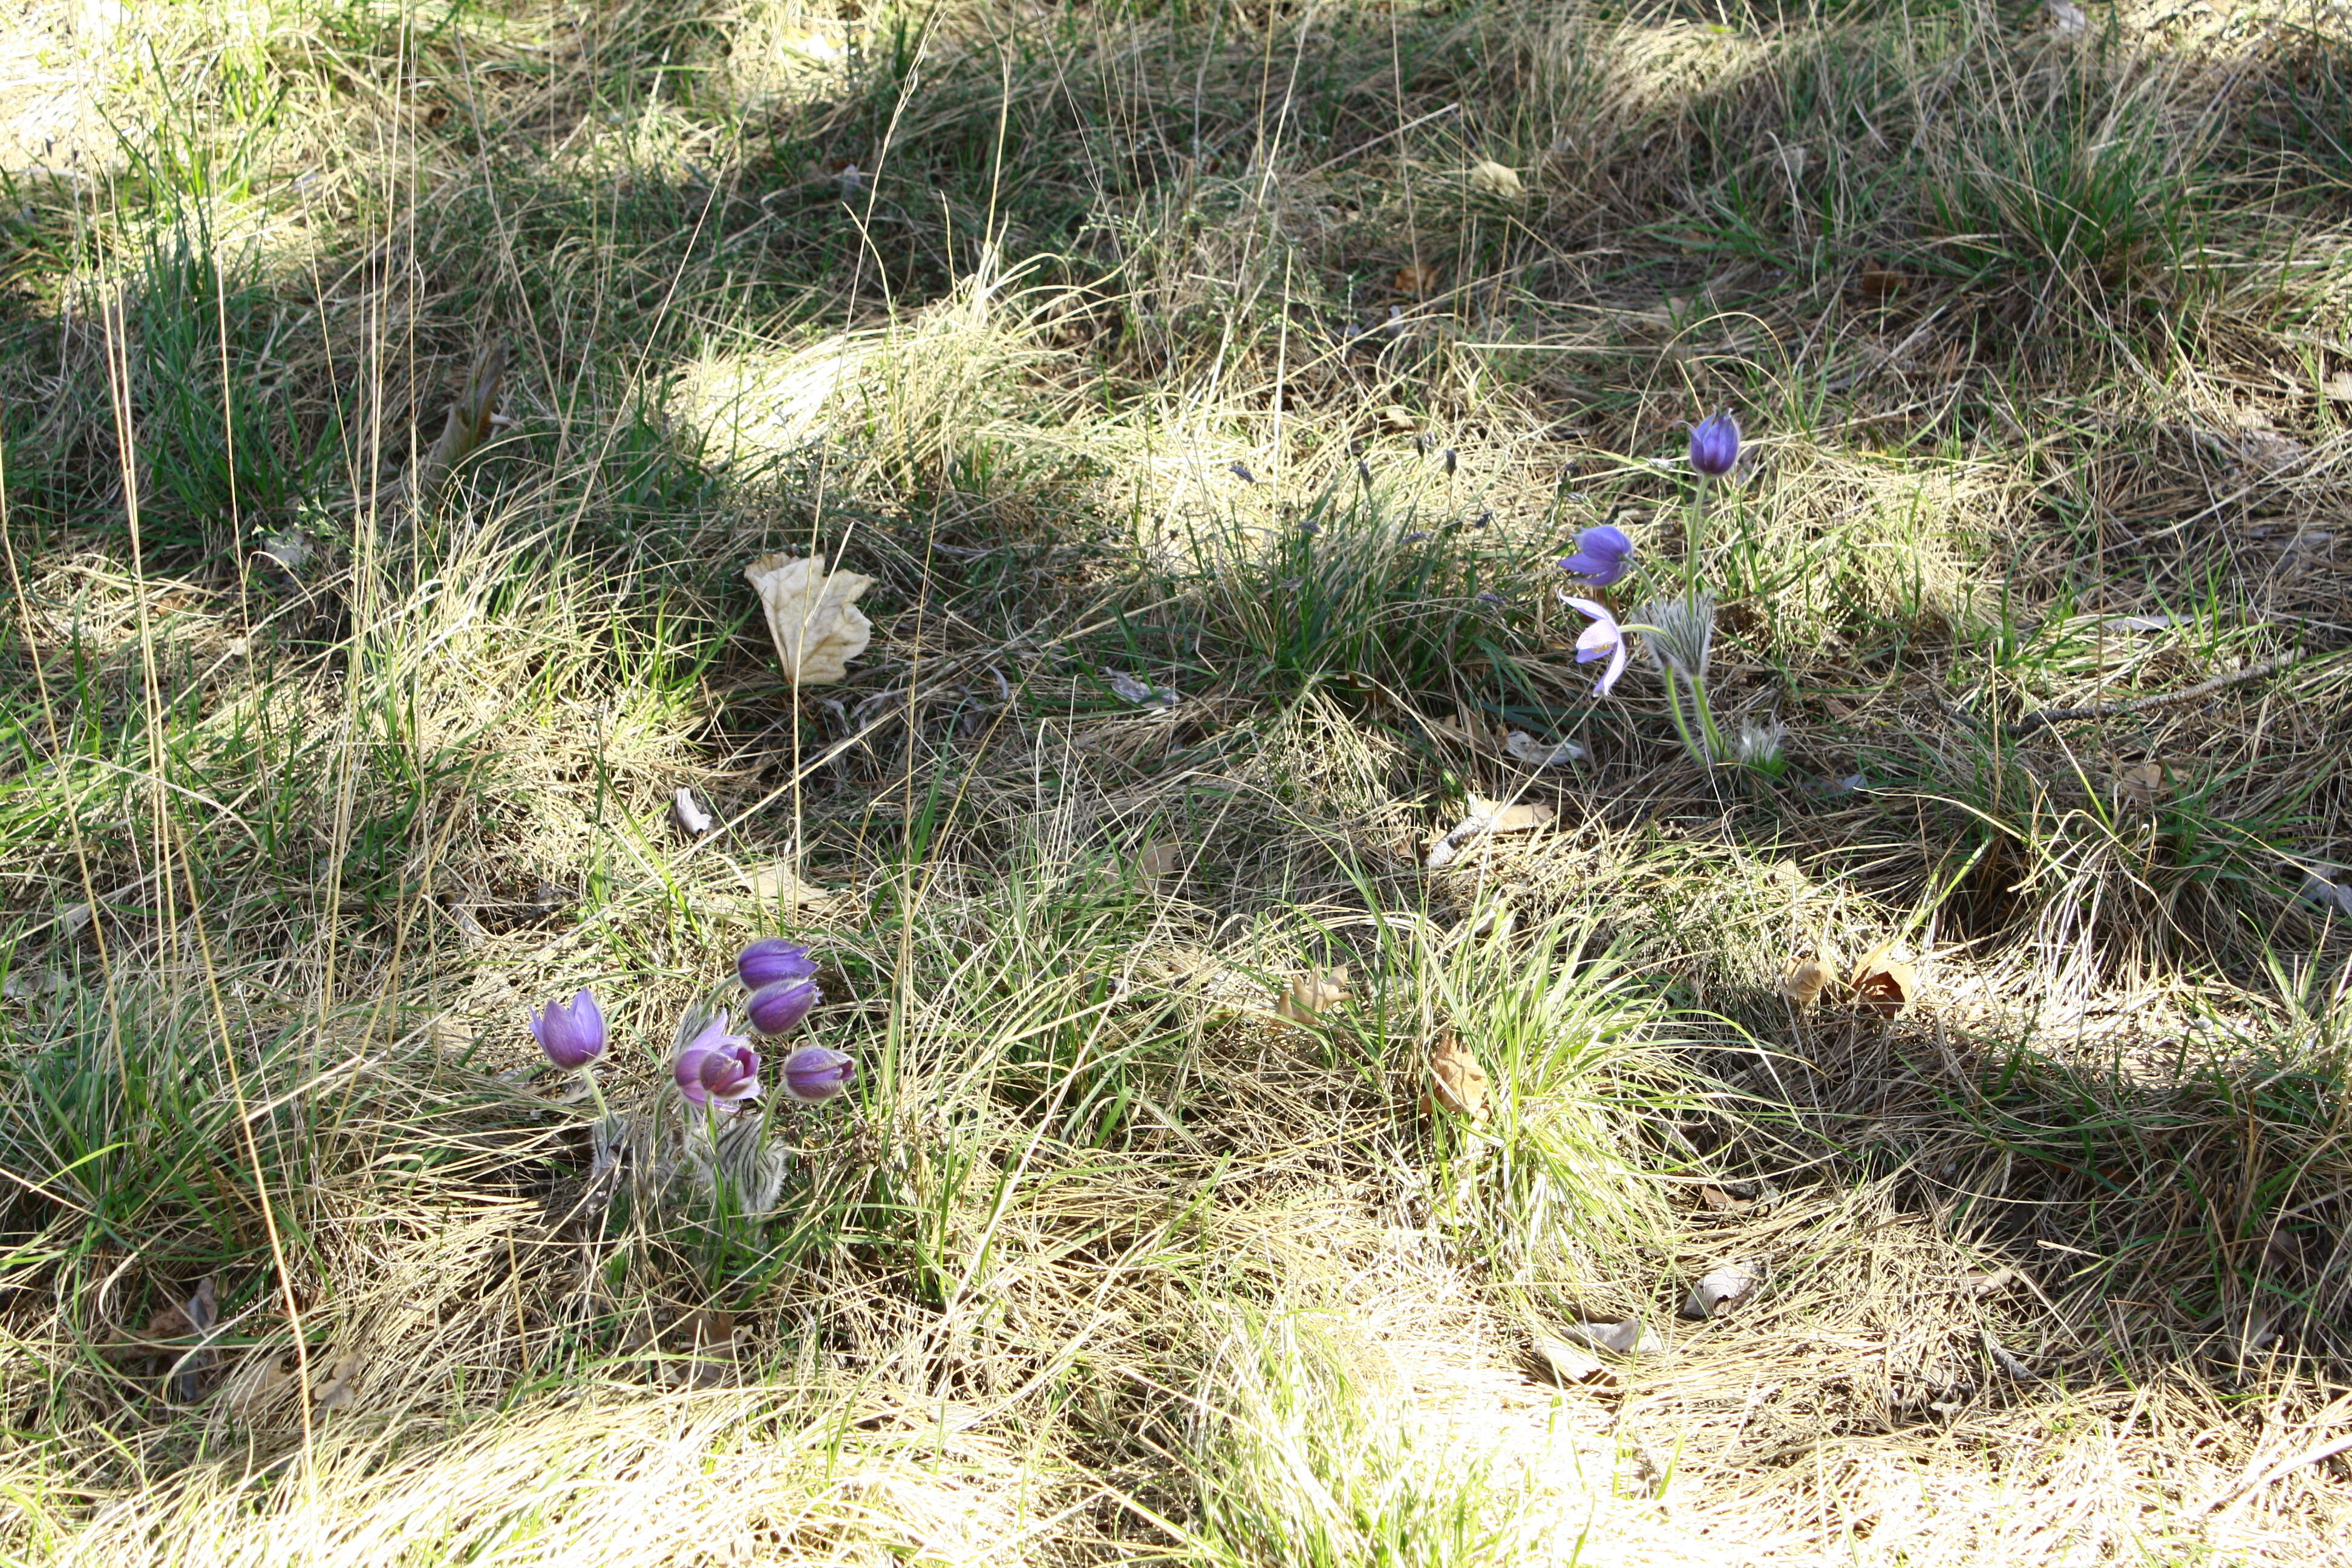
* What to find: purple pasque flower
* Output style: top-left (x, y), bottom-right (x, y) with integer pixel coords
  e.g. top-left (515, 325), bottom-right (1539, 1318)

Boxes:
top-left (1557, 524), bottom-right (1635, 586)
top-left (675, 1014), bottom-right (762, 1108)
top-left (737, 938), bottom-right (817, 991)
top-left (1564, 596), bottom-right (1630, 697)
top-left (746, 977), bottom-right (822, 1035)
top-left (780, 1045), bottom-right (856, 1103)
top-left (1688, 410), bottom-right (1741, 478)
top-left (529, 989), bottom-right (607, 1070)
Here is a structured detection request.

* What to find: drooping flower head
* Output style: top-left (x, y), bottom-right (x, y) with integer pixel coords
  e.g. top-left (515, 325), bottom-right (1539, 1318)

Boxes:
top-left (675, 1014), bottom-right (762, 1108)
top-left (1688, 410), bottom-right (1741, 478)
top-left (746, 976), bottom-right (822, 1036)
top-left (780, 1045), bottom-right (857, 1103)
top-left (1557, 524), bottom-right (1635, 586)
top-left (737, 938), bottom-right (818, 992)
top-left (529, 990), bottom-right (607, 1070)
top-left (1564, 596), bottom-right (1630, 697)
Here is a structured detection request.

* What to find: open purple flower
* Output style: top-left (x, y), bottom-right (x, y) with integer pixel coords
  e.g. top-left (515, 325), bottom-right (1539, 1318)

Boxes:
top-left (780, 1045), bottom-right (856, 1103)
top-left (675, 1014), bottom-right (762, 1108)
top-left (746, 977), bottom-right (822, 1035)
top-left (1565, 597), bottom-right (1630, 697)
top-left (1688, 410), bottom-right (1741, 478)
top-left (1557, 524), bottom-right (1634, 586)
top-left (737, 938), bottom-right (817, 991)
top-left (529, 990), bottom-right (607, 1070)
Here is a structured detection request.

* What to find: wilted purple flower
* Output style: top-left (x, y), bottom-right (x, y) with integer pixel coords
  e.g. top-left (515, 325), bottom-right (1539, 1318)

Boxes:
top-left (529, 990), bottom-right (607, 1070)
top-left (1688, 410), bottom-right (1741, 477)
top-left (1557, 524), bottom-right (1635, 586)
top-left (675, 1014), bottom-right (762, 1108)
top-left (746, 977), bottom-right (822, 1035)
top-left (737, 938), bottom-right (817, 991)
top-left (1564, 596), bottom-right (1630, 697)
top-left (780, 1045), bottom-right (856, 1103)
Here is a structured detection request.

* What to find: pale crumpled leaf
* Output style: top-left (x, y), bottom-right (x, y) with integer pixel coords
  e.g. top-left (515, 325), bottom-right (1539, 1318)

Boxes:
top-left (1469, 160), bottom-right (1524, 198)
top-left (1424, 1031), bottom-right (1490, 1123)
top-left (1426, 794), bottom-right (1555, 867)
top-left (1275, 967), bottom-right (1350, 1023)
top-left (671, 788), bottom-right (713, 835)
top-left (1550, 1317), bottom-right (1662, 1357)
top-left (1527, 1333), bottom-right (1613, 1388)
top-left (1779, 958), bottom-right (1831, 1007)
top-left (745, 554), bottom-right (874, 685)
top-left (1503, 731), bottom-right (1586, 768)
top-left (1679, 1263), bottom-right (1757, 1321)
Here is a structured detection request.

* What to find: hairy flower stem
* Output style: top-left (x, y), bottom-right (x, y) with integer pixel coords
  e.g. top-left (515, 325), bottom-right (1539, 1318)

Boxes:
top-left (1686, 474), bottom-right (1711, 593)
top-left (1662, 666), bottom-right (1731, 765)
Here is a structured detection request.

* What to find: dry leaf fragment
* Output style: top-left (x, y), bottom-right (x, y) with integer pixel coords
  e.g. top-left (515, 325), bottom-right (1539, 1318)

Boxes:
top-left (1679, 1263), bottom-right (1757, 1321)
top-left (1423, 1032), bottom-right (1491, 1124)
top-left (1468, 160), bottom-right (1524, 198)
top-left (671, 788), bottom-right (713, 835)
top-left (2298, 867), bottom-right (2352, 918)
top-left (745, 863), bottom-right (838, 910)
top-left (1527, 1333), bottom-right (1614, 1388)
top-left (744, 554), bottom-right (874, 685)
top-left (1375, 405), bottom-right (1422, 434)
top-left (1426, 794), bottom-right (1555, 867)
top-left (1503, 731), bottom-right (1587, 768)
top-left (1962, 1267), bottom-right (2019, 1299)
top-left (2115, 761), bottom-right (2166, 811)
top-left (1134, 840), bottom-right (1183, 891)
top-left (1551, 1318), bottom-right (1662, 1357)
top-left (2323, 371), bottom-right (2352, 403)
top-left (1695, 1184), bottom-right (1753, 1215)
top-left (1108, 670), bottom-right (1178, 707)
top-left (1779, 958), bottom-right (1831, 1007)
top-left (1850, 940), bottom-right (1917, 1018)
top-left (1275, 967), bottom-right (1350, 1023)
top-left (313, 1351), bottom-right (367, 1410)
top-left (1393, 263), bottom-right (1438, 298)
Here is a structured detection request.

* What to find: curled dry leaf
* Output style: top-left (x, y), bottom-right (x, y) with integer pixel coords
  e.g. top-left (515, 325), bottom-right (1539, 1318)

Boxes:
top-left (671, 788), bottom-right (713, 835)
top-left (1679, 1263), bottom-right (1757, 1321)
top-left (1527, 1333), bottom-right (1614, 1389)
top-left (1850, 940), bottom-right (1917, 1018)
top-left (1550, 1318), bottom-right (1662, 1357)
top-left (2115, 761), bottom-right (2166, 811)
top-left (313, 1350), bottom-right (367, 1410)
top-left (1134, 840), bottom-right (1183, 891)
top-left (1503, 731), bottom-right (1586, 768)
top-left (1423, 1031), bottom-right (1490, 1124)
top-left (1427, 794), bottom-right (1555, 868)
top-left (1393, 263), bottom-right (1438, 298)
top-left (1274, 967), bottom-right (1350, 1023)
top-left (2323, 370), bottom-right (2352, 403)
top-left (1375, 405), bottom-right (1421, 434)
top-left (745, 554), bottom-right (875, 685)
top-left (1779, 957), bottom-right (1831, 1007)
top-left (1468, 160), bottom-right (1524, 198)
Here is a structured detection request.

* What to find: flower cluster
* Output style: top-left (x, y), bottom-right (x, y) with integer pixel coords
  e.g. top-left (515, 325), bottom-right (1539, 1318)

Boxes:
top-left (527, 936), bottom-right (856, 1112)
top-left (1550, 410), bottom-right (1779, 772)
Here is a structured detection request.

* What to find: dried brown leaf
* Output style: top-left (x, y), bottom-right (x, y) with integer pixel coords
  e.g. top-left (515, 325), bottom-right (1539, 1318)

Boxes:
top-left (1393, 263), bottom-right (1438, 298)
top-left (1275, 967), bottom-right (1350, 1023)
top-left (744, 554), bottom-right (875, 685)
top-left (1779, 958), bottom-right (1831, 1007)
top-left (1851, 940), bottom-right (1918, 1018)
top-left (1468, 160), bottom-right (1523, 198)
top-left (1424, 1031), bottom-right (1491, 1123)
top-left (2115, 760), bottom-right (2166, 811)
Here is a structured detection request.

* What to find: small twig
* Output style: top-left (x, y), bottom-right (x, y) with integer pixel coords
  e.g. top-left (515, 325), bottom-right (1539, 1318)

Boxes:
top-left (2011, 657), bottom-right (2292, 733)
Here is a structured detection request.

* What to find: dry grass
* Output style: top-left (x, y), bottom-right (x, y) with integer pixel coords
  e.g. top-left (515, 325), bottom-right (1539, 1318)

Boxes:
top-left (2, 0), bottom-right (2351, 1562)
